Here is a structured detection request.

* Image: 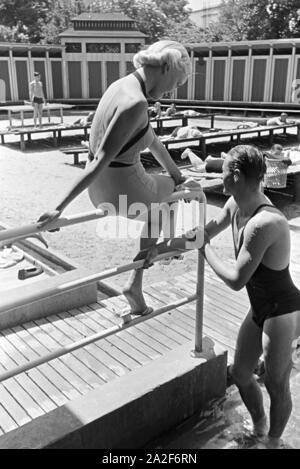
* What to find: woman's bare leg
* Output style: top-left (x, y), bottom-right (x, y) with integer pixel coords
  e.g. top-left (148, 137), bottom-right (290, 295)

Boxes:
top-left (123, 176), bottom-right (175, 314)
top-left (262, 311), bottom-right (300, 447)
top-left (230, 310), bottom-right (267, 435)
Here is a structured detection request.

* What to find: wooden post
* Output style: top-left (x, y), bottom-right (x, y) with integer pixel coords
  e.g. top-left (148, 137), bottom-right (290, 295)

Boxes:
top-left (200, 137), bottom-right (206, 159)
top-left (20, 134), bottom-right (25, 151)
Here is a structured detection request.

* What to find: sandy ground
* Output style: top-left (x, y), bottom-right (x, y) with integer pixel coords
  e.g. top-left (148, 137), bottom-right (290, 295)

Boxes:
top-left (1, 113), bottom-right (300, 448)
top-left (1, 113), bottom-right (300, 291)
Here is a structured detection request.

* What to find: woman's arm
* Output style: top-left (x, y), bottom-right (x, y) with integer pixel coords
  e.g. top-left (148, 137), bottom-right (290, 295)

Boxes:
top-left (202, 217), bottom-right (275, 291)
top-left (148, 133), bottom-right (184, 185)
top-left (205, 196), bottom-right (236, 240)
top-left (136, 197), bottom-right (236, 267)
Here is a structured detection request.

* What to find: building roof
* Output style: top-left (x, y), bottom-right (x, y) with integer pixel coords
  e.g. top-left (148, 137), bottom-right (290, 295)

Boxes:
top-left (59, 30), bottom-right (147, 38)
top-left (186, 37), bottom-right (300, 52)
top-left (0, 42), bottom-right (62, 51)
top-left (71, 12), bottom-right (135, 22)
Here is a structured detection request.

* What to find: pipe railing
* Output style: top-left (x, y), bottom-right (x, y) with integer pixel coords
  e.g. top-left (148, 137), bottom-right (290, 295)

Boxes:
top-left (0, 185), bottom-right (206, 382)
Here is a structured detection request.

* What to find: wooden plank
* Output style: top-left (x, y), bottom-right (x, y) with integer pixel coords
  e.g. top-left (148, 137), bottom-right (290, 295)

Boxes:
top-left (181, 277), bottom-right (247, 321)
top-left (166, 282), bottom-right (242, 330)
top-left (11, 325), bottom-right (94, 397)
top-left (1, 327), bottom-right (81, 402)
top-left (0, 384), bottom-right (31, 428)
top-left (47, 312), bottom-right (137, 375)
top-left (59, 309), bottom-right (147, 369)
top-left (82, 304), bottom-right (162, 360)
top-left (94, 300), bottom-right (167, 356)
top-left (143, 288), bottom-right (195, 339)
top-left (162, 282), bottom-right (240, 345)
top-left (1, 375), bottom-right (44, 420)
top-left (67, 307), bottom-right (152, 366)
top-left (145, 286), bottom-right (195, 336)
top-left (184, 271), bottom-right (248, 315)
top-left (99, 297), bottom-right (180, 351)
top-left (115, 293), bottom-right (194, 344)
top-left (0, 403), bottom-right (17, 434)
top-left (147, 285), bottom-right (237, 349)
top-left (105, 296), bottom-right (186, 348)
top-left (34, 317), bottom-right (122, 381)
top-left (22, 320), bottom-right (104, 389)
top-left (0, 334), bottom-right (67, 408)
top-left (157, 282), bottom-right (238, 346)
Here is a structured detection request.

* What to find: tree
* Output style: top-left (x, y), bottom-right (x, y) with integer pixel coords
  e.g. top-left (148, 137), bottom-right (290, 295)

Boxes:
top-left (266, 1), bottom-right (300, 38)
top-left (0, 23), bottom-right (30, 43)
top-left (39, 0), bottom-right (86, 44)
top-left (207, 0), bottom-right (300, 42)
top-left (154, 0), bottom-right (191, 22)
top-left (90, 0), bottom-right (168, 42)
top-left (162, 19), bottom-right (206, 44)
top-left (0, 0), bottom-right (50, 42)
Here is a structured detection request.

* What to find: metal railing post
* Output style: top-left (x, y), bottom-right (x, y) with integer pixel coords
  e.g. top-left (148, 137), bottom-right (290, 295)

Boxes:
top-left (192, 191), bottom-right (207, 356)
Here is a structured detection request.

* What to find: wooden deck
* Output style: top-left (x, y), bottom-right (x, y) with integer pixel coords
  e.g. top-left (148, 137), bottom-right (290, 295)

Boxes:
top-left (0, 263), bottom-right (299, 436)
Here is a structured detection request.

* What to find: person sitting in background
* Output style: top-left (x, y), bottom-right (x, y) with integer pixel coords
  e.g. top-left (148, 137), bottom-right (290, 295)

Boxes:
top-left (72, 111), bottom-right (95, 127)
top-left (263, 144), bottom-right (292, 166)
top-left (266, 113), bottom-right (295, 126)
top-left (165, 103), bottom-right (177, 116)
top-left (148, 101), bottom-right (162, 118)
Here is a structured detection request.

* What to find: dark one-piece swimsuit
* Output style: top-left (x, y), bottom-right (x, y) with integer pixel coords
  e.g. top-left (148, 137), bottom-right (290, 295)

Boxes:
top-left (232, 203), bottom-right (300, 328)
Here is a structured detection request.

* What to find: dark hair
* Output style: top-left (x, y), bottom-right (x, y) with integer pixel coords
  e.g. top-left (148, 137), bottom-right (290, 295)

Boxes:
top-left (34, 71), bottom-right (40, 77)
top-left (271, 144), bottom-right (283, 153)
top-left (227, 145), bottom-right (266, 182)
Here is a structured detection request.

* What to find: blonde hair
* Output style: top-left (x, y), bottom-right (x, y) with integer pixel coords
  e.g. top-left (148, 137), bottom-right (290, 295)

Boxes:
top-left (133, 40), bottom-right (192, 77)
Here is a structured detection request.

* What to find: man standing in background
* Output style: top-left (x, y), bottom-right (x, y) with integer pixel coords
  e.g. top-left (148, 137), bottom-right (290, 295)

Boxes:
top-left (30, 71), bottom-right (46, 128)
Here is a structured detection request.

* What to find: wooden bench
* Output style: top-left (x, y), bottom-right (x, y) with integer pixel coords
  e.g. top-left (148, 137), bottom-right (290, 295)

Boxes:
top-left (151, 113), bottom-right (216, 134)
top-left (160, 122), bottom-right (300, 157)
top-left (61, 146), bottom-right (89, 165)
top-left (61, 146), bottom-right (161, 167)
top-left (0, 124), bottom-right (91, 151)
top-left (160, 101), bottom-right (300, 118)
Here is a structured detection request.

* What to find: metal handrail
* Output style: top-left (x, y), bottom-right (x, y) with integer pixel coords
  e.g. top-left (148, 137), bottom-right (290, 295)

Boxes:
top-left (0, 294), bottom-right (197, 383)
top-left (0, 185), bottom-right (207, 382)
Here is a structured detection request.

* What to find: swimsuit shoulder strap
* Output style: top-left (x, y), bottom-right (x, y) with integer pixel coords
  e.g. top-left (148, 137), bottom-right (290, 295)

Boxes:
top-left (132, 70), bottom-right (147, 98)
top-left (236, 204), bottom-right (276, 252)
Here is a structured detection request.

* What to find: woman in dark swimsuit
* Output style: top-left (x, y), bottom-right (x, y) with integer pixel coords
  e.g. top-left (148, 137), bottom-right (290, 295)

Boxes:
top-left (143, 144), bottom-right (300, 448)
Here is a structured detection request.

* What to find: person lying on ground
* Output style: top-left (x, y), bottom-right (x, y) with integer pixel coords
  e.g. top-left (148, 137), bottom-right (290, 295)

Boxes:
top-left (266, 113), bottom-right (295, 126)
top-left (72, 111), bottom-right (95, 127)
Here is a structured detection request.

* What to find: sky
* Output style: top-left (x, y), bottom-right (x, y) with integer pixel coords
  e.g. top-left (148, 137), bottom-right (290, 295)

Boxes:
top-left (187, 0), bottom-right (200, 10)
top-left (187, 0), bottom-right (222, 11)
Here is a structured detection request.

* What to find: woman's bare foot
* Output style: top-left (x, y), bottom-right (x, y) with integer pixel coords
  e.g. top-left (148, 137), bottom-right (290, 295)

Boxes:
top-left (252, 415), bottom-right (268, 437)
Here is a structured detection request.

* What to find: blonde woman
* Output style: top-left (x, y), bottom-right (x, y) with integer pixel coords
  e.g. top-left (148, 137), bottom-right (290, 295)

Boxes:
top-left (38, 40), bottom-right (192, 316)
